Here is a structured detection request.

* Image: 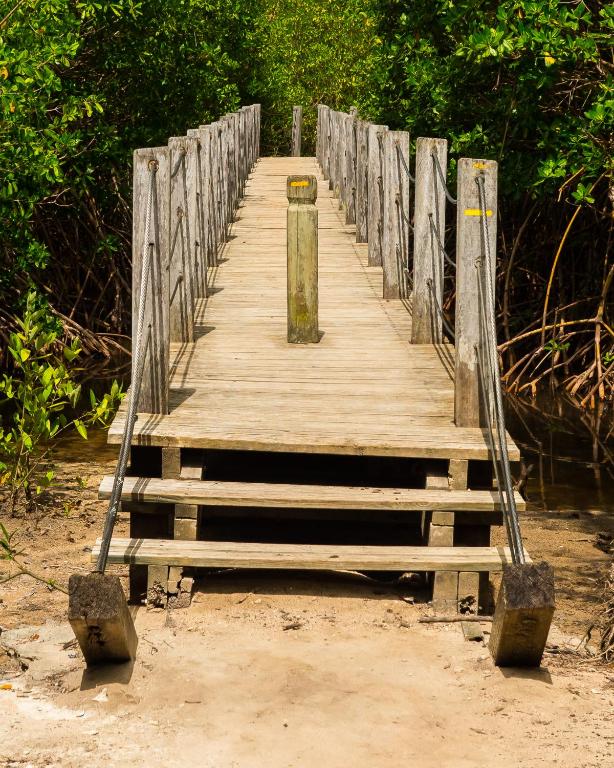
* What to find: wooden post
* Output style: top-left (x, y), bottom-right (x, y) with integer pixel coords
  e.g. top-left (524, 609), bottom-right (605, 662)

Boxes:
top-left (367, 124), bottom-right (387, 267)
top-left (489, 562), bottom-right (555, 667)
top-left (355, 120), bottom-right (369, 243)
top-left (132, 147), bottom-right (170, 414)
top-left (412, 137), bottom-right (448, 344)
top-left (291, 106), bottom-right (303, 157)
top-left (322, 106), bottom-right (331, 181)
top-left (455, 158), bottom-right (497, 427)
top-left (335, 112), bottom-right (344, 204)
top-left (344, 113), bottom-right (357, 225)
top-left (168, 137), bottom-right (197, 343)
top-left (382, 130), bottom-right (410, 299)
top-left (187, 129), bottom-right (209, 298)
top-left (287, 175), bottom-right (318, 344)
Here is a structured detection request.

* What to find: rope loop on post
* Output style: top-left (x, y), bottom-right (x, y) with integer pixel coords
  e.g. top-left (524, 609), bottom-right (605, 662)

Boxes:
top-left (431, 152), bottom-right (457, 205)
top-left (395, 141), bottom-right (415, 183)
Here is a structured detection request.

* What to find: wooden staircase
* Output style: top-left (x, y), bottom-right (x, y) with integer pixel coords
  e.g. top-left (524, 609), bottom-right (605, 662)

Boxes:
top-left (96, 463), bottom-right (527, 609)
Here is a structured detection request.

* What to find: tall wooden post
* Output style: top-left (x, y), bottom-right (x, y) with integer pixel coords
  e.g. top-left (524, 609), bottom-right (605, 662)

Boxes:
top-left (455, 158), bottom-right (497, 427)
top-left (168, 136), bottom-right (197, 343)
top-left (355, 120), bottom-right (369, 243)
top-left (367, 124), bottom-right (387, 267)
top-left (344, 113), bottom-right (357, 225)
top-left (412, 137), bottom-right (448, 344)
top-left (382, 130), bottom-right (410, 299)
top-left (132, 147), bottom-right (170, 414)
top-left (287, 175), bottom-right (319, 344)
top-left (291, 106), bottom-right (303, 157)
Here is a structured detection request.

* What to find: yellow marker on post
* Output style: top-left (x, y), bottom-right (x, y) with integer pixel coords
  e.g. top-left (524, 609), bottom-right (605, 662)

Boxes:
top-left (290, 180), bottom-right (310, 187)
top-left (464, 208), bottom-right (493, 217)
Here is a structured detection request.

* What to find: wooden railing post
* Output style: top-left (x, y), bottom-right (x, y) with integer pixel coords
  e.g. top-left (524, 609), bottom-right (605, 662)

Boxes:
top-left (323, 106), bottom-right (331, 181)
top-left (355, 119), bottom-right (369, 243)
top-left (344, 112), bottom-right (357, 225)
top-left (287, 175), bottom-right (319, 343)
top-left (291, 106), bottom-right (302, 157)
top-left (132, 147), bottom-right (170, 414)
top-left (187, 128), bottom-right (209, 298)
top-left (382, 130), bottom-right (410, 299)
top-left (367, 124), bottom-right (387, 266)
top-left (412, 137), bottom-right (448, 344)
top-left (168, 136), bottom-right (198, 343)
top-left (454, 158), bottom-right (498, 427)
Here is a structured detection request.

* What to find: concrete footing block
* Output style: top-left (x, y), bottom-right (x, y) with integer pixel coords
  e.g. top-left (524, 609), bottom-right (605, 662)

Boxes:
top-left (489, 561), bottom-right (555, 667)
top-left (68, 573), bottom-right (138, 666)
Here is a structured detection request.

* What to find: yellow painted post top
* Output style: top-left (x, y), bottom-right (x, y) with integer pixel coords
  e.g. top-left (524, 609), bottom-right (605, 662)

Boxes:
top-left (287, 175), bottom-right (317, 203)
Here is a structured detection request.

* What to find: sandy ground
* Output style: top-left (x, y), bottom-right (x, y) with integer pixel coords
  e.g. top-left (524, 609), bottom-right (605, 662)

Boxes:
top-left (1, 432), bottom-right (614, 767)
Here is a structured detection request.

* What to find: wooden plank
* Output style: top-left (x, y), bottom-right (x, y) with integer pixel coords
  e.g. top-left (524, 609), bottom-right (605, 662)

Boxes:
top-left (455, 158), bottom-right (497, 427)
top-left (93, 538), bottom-right (520, 571)
top-left (99, 476), bottom-right (526, 511)
top-left (367, 125), bottom-right (387, 266)
top-left (132, 146), bottom-right (170, 414)
top-left (412, 137), bottom-right (447, 344)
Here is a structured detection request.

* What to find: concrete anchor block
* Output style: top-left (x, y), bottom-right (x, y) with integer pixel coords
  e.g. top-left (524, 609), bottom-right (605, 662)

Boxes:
top-left (489, 561), bottom-right (555, 667)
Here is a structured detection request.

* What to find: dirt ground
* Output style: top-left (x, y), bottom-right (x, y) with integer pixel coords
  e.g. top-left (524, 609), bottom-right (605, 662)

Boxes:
top-left (1, 432), bottom-right (614, 767)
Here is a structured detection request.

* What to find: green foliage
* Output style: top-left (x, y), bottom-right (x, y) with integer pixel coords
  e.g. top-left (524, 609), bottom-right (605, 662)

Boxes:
top-left (247, 0), bottom-right (382, 153)
top-left (0, 292), bottom-right (123, 513)
top-left (0, 0), bottom-right (255, 300)
top-left (366, 1), bottom-right (613, 205)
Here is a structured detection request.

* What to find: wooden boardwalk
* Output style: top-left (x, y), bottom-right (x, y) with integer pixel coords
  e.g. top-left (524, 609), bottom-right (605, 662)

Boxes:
top-left (110, 157), bottom-right (518, 461)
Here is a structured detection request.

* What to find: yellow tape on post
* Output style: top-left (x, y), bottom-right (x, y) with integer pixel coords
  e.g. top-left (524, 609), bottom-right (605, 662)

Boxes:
top-left (290, 180), bottom-right (310, 187)
top-left (464, 208), bottom-right (493, 217)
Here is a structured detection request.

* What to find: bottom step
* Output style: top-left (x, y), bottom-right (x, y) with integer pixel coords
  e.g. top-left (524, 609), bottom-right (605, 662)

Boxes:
top-left (92, 538), bottom-right (524, 572)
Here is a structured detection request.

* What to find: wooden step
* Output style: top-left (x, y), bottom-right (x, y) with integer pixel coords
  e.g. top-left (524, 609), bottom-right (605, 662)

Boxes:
top-left (92, 538), bottom-right (524, 572)
top-left (99, 476), bottom-right (526, 512)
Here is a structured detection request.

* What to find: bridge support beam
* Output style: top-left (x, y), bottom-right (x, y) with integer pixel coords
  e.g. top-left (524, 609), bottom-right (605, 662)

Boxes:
top-left (287, 175), bottom-right (319, 344)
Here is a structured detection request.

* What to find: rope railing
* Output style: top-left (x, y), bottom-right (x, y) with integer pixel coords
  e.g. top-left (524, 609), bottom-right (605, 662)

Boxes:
top-left (431, 152), bottom-right (457, 205)
top-left (95, 162), bottom-right (157, 574)
top-left (428, 212), bottom-right (454, 268)
top-left (395, 141), bottom-right (415, 183)
top-left (475, 173), bottom-right (525, 565)
top-left (130, 104), bottom-right (261, 415)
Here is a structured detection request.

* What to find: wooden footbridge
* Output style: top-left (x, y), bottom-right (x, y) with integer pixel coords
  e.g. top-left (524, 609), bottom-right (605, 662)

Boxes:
top-left (89, 104), bottom-right (554, 666)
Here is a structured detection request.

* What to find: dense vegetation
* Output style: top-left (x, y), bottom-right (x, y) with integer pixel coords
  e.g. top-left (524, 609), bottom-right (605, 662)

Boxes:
top-left (0, 0), bottom-right (612, 402)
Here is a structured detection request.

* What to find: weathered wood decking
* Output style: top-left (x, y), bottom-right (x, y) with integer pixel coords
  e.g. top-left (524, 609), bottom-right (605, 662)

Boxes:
top-left (109, 157), bottom-right (519, 461)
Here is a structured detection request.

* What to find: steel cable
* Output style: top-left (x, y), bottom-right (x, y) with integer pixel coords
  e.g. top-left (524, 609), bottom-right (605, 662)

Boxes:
top-left (476, 174), bottom-right (525, 565)
top-left (395, 142), bottom-right (415, 183)
top-left (426, 278), bottom-right (455, 341)
top-left (431, 153), bottom-right (457, 205)
top-left (95, 162), bottom-right (157, 573)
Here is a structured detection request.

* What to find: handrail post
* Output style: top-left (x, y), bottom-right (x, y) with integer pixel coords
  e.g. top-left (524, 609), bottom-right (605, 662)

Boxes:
top-left (412, 137), bottom-right (448, 343)
top-left (168, 136), bottom-right (198, 342)
top-left (291, 106), bottom-right (302, 157)
top-left (367, 124), bottom-right (387, 266)
top-left (382, 130), bottom-right (410, 299)
top-left (287, 175), bottom-right (319, 343)
top-left (344, 112), bottom-right (357, 225)
top-left (132, 147), bottom-right (170, 414)
top-left (454, 158), bottom-right (497, 426)
top-left (355, 119), bottom-right (369, 243)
